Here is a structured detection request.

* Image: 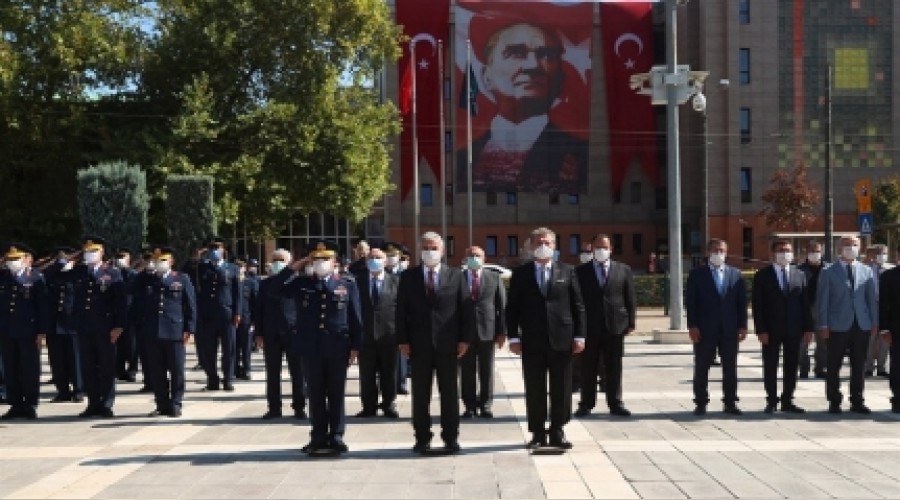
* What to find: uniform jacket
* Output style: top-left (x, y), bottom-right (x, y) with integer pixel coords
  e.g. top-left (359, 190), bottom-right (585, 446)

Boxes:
top-left (0, 267), bottom-right (50, 339)
top-left (45, 264), bottom-right (78, 335)
top-left (238, 274), bottom-right (259, 324)
top-left (71, 263), bottom-right (127, 334)
top-left (196, 260), bottom-right (241, 320)
top-left (133, 271), bottom-right (197, 341)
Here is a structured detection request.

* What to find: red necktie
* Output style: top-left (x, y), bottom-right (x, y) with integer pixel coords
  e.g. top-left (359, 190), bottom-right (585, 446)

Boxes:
top-left (472, 271), bottom-right (480, 300)
top-left (427, 269), bottom-right (435, 296)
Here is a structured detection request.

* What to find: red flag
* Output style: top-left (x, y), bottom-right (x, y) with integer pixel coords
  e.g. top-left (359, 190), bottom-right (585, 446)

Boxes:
top-left (601, 2), bottom-right (659, 195)
top-left (397, 0), bottom-right (449, 200)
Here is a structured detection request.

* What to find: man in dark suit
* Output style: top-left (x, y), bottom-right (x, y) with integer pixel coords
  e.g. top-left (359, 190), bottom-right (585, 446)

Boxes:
top-left (817, 236), bottom-right (878, 414)
top-left (235, 258), bottom-right (259, 380)
top-left (506, 227), bottom-right (586, 450)
top-left (751, 240), bottom-right (814, 414)
top-left (878, 245), bottom-right (900, 412)
top-left (396, 231), bottom-right (475, 455)
top-left (459, 246), bottom-right (506, 419)
top-left (574, 234), bottom-right (636, 418)
top-left (797, 240), bottom-right (827, 379)
top-left (354, 246), bottom-right (400, 418)
top-left (685, 239), bottom-right (748, 416)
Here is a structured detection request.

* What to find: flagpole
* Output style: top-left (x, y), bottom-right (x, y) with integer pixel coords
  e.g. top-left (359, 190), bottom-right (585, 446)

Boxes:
top-left (411, 41), bottom-right (421, 263)
top-left (438, 40), bottom-right (447, 246)
top-left (466, 39), bottom-right (474, 248)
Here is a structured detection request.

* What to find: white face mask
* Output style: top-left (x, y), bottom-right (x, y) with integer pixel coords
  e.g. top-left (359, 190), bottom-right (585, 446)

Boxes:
top-left (533, 244), bottom-right (553, 261)
top-left (313, 260), bottom-right (333, 277)
top-left (578, 252), bottom-right (592, 264)
top-left (6, 260), bottom-right (22, 273)
top-left (876, 254), bottom-right (888, 265)
top-left (83, 251), bottom-right (101, 265)
top-left (61, 261), bottom-right (74, 272)
top-left (155, 260), bottom-right (171, 274)
top-left (807, 252), bottom-right (822, 264)
top-left (115, 258), bottom-right (128, 268)
top-left (842, 245), bottom-right (860, 261)
top-left (398, 261), bottom-right (409, 271)
top-left (775, 252), bottom-right (793, 266)
top-left (270, 261), bottom-right (287, 274)
top-left (422, 249), bottom-right (442, 267)
top-left (304, 264), bottom-right (314, 276)
top-left (144, 261), bottom-right (156, 273)
top-left (708, 252), bottom-right (726, 267)
top-left (593, 248), bottom-right (611, 263)
top-left (386, 255), bottom-right (399, 267)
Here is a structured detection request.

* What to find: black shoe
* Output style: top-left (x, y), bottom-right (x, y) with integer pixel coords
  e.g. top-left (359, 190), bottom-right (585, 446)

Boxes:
top-left (204, 381), bottom-right (220, 391)
top-left (355, 409), bottom-right (377, 418)
top-left (461, 408), bottom-right (476, 419)
top-left (78, 407), bottom-right (97, 418)
top-left (169, 407), bottom-right (183, 418)
top-left (398, 388), bottom-right (409, 396)
top-left (71, 393), bottom-right (85, 403)
top-left (22, 407), bottom-right (37, 420)
top-left (222, 383), bottom-right (235, 392)
top-left (781, 403), bottom-right (806, 414)
top-left (301, 442), bottom-right (327, 454)
top-left (261, 409), bottom-right (282, 420)
top-left (97, 408), bottom-right (115, 419)
top-left (526, 433), bottom-right (547, 450)
top-left (479, 408), bottom-right (494, 419)
top-left (1, 407), bottom-right (21, 420)
top-left (850, 404), bottom-right (871, 414)
top-left (828, 403), bottom-right (842, 414)
top-left (383, 407), bottom-right (400, 419)
top-left (412, 440), bottom-right (431, 454)
top-left (192, 363), bottom-right (203, 371)
top-left (443, 441), bottom-right (461, 454)
top-left (51, 393), bottom-right (71, 403)
top-left (573, 407), bottom-right (591, 418)
top-left (331, 439), bottom-right (349, 453)
top-left (147, 409), bottom-right (169, 417)
top-left (723, 404), bottom-right (743, 416)
top-left (294, 409), bottom-right (308, 420)
top-left (610, 406), bottom-right (631, 417)
top-left (711, 358), bottom-right (721, 366)
top-left (764, 403), bottom-right (776, 414)
top-left (236, 374), bottom-right (251, 381)
top-left (892, 404), bottom-right (900, 414)
top-left (878, 371), bottom-right (889, 378)
top-left (693, 405), bottom-right (707, 416)
top-left (548, 430), bottom-right (573, 450)
top-left (799, 372), bottom-right (809, 379)
top-left (865, 371), bottom-right (874, 377)
top-left (138, 386), bottom-right (153, 394)
top-left (120, 373), bottom-right (137, 383)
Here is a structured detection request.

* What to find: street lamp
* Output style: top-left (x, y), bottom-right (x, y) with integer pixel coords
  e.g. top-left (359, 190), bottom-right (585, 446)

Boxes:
top-left (691, 79), bottom-right (729, 252)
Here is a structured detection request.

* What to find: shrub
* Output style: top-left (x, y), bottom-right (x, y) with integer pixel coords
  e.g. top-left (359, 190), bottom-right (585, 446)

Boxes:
top-left (77, 161), bottom-right (149, 254)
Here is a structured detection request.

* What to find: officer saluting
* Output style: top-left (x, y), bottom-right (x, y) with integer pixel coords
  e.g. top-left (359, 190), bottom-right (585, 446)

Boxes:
top-left (196, 237), bottom-right (241, 391)
top-left (0, 243), bottom-right (49, 420)
top-left (133, 247), bottom-right (196, 417)
top-left (44, 246), bottom-right (84, 403)
top-left (269, 240), bottom-right (362, 455)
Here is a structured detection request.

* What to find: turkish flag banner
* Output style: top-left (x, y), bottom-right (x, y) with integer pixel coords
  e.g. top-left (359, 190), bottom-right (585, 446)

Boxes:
top-left (397, 0), bottom-right (449, 200)
top-left (601, 1), bottom-right (659, 195)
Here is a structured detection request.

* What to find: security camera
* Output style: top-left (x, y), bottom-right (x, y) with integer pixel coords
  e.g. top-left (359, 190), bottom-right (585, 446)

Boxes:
top-left (692, 92), bottom-right (707, 113)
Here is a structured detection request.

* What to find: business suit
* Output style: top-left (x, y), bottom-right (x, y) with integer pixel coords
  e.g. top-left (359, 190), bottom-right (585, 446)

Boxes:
top-left (865, 262), bottom-right (889, 374)
top-left (396, 264), bottom-right (475, 446)
top-left (878, 265), bottom-right (900, 410)
top-left (816, 259), bottom-right (877, 407)
top-left (506, 261), bottom-right (586, 437)
top-left (798, 261), bottom-right (828, 377)
top-left (356, 270), bottom-right (400, 414)
top-left (685, 264), bottom-right (748, 406)
top-left (255, 275), bottom-right (305, 416)
top-left (751, 264), bottom-right (813, 406)
top-left (575, 259), bottom-right (636, 412)
top-left (459, 267), bottom-right (506, 414)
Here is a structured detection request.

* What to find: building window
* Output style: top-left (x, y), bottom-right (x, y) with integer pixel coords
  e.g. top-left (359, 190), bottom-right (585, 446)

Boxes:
top-left (486, 236), bottom-right (498, 257)
top-left (568, 194), bottom-right (579, 205)
top-left (612, 234), bottom-right (623, 256)
top-left (630, 182), bottom-right (642, 204)
top-left (447, 236), bottom-right (455, 258)
top-left (486, 191), bottom-right (497, 206)
top-left (506, 191), bottom-right (517, 205)
top-left (655, 187), bottom-right (666, 210)
top-left (421, 184), bottom-right (433, 207)
top-left (569, 234), bottom-right (581, 257)
top-left (507, 235), bottom-right (518, 257)
top-left (632, 233), bottom-right (643, 256)
top-left (742, 227), bottom-right (753, 262)
top-left (740, 167), bottom-right (752, 203)
top-left (739, 0), bottom-right (750, 24)
top-left (739, 107), bottom-right (751, 144)
top-left (549, 192), bottom-right (560, 205)
top-left (739, 48), bottom-right (750, 84)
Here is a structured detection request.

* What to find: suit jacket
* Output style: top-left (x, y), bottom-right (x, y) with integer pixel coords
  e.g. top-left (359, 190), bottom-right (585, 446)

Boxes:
top-left (505, 261), bottom-right (586, 353)
top-left (879, 265), bottom-right (900, 335)
top-left (395, 265), bottom-right (475, 353)
top-left (685, 264), bottom-right (748, 336)
top-left (751, 264), bottom-right (813, 338)
top-left (575, 260), bottom-right (636, 337)
top-left (816, 260), bottom-right (877, 332)
top-left (356, 270), bottom-right (399, 345)
top-left (254, 276), bottom-right (297, 340)
top-left (465, 268), bottom-right (507, 342)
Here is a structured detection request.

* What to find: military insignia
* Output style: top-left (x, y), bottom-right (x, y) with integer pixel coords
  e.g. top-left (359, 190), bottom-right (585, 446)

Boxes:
top-left (334, 285), bottom-right (348, 297)
top-left (170, 282), bottom-right (183, 291)
top-left (22, 284), bottom-right (31, 299)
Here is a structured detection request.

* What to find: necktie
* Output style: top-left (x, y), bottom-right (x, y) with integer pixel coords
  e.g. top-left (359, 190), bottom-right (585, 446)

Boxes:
top-left (847, 263), bottom-right (853, 284)
top-left (781, 267), bottom-right (789, 292)
top-left (372, 278), bottom-right (380, 305)
top-left (599, 263), bottom-right (607, 286)
top-left (472, 271), bottom-right (480, 300)
top-left (715, 267), bottom-right (724, 296)
top-left (539, 265), bottom-right (547, 296)
top-left (427, 269), bottom-right (435, 296)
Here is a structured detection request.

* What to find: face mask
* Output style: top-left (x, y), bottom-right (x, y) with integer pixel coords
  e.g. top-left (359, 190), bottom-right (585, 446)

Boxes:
top-left (304, 264), bottom-right (314, 276)
top-left (367, 258), bottom-right (385, 273)
top-left (61, 261), bottom-right (74, 272)
top-left (807, 252), bottom-right (822, 264)
top-left (270, 261), bottom-right (286, 274)
top-left (398, 261), bottom-right (409, 271)
top-left (155, 260), bottom-right (171, 274)
top-left (313, 260), bottom-right (333, 277)
top-left (6, 260), bottom-right (22, 273)
top-left (593, 248), bottom-right (611, 263)
top-left (876, 254), bottom-right (888, 265)
top-left (115, 258), bottom-right (127, 268)
top-left (57, 258), bottom-right (68, 265)
top-left (209, 248), bottom-right (222, 261)
top-left (386, 255), bottom-right (399, 267)
top-left (144, 260), bottom-right (156, 273)
top-left (247, 267), bottom-right (257, 276)
top-left (466, 256), bottom-right (483, 270)
top-left (533, 244), bottom-right (553, 260)
top-left (422, 250), bottom-right (441, 266)
top-left (579, 252), bottom-right (592, 264)
top-left (83, 251), bottom-right (101, 264)
top-left (708, 252), bottom-right (725, 267)
top-left (775, 252), bottom-right (793, 266)
top-left (842, 245), bottom-right (860, 261)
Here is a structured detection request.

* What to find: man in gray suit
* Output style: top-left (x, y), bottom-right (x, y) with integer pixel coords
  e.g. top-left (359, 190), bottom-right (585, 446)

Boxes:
top-left (817, 236), bottom-right (878, 414)
top-left (459, 246), bottom-right (507, 419)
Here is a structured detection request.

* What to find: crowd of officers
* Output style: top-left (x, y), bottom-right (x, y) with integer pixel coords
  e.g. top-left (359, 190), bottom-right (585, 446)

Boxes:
top-left (1, 230), bottom-right (899, 457)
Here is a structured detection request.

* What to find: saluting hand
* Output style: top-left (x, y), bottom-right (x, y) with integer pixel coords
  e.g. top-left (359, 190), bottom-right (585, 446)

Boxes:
top-left (110, 327), bottom-right (123, 343)
top-left (758, 333), bottom-right (769, 346)
top-left (289, 257), bottom-right (311, 273)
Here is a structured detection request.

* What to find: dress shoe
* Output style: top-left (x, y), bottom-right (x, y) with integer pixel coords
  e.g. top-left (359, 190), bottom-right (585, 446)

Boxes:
top-left (147, 409), bottom-right (169, 417)
top-left (781, 403), bottom-right (806, 414)
top-left (120, 373), bottom-right (137, 383)
top-left (412, 440), bottom-right (431, 454)
top-left (236, 374), bottom-right (251, 381)
top-left (22, 407), bottom-right (37, 420)
top-left (479, 408), bottom-right (494, 419)
top-left (51, 393), bottom-right (71, 403)
top-left (573, 407), bottom-right (591, 418)
top-left (814, 371), bottom-right (827, 379)
top-left (294, 409), bottom-right (308, 420)
top-left (693, 405), bottom-right (707, 416)
top-left (763, 403), bottom-right (777, 414)
top-left (610, 406), bottom-right (631, 417)
top-left (526, 433), bottom-right (547, 450)
top-left (865, 370), bottom-right (874, 377)
top-left (138, 386), bottom-right (153, 394)
top-left (222, 383), bottom-right (235, 392)
top-left (78, 407), bottom-right (98, 418)
top-left (548, 430), bottom-right (573, 450)
top-left (261, 409), bottom-right (283, 420)
top-left (204, 381), bottom-right (220, 391)
top-left (169, 407), bottom-right (183, 418)
top-left (799, 371), bottom-right (809, 379)
top-left (828, 403), bottom-right (842, 414)
top-left (443, 441), bottom-right (461, 454)
top-left (1, 407), bottom-right (21, 420)
top-left (892, 403), bottom-right (900, 414)
top-left (723, 404), bottom-right (743, 416)
top-left (849, 404), bottom-right (871, 414)
top-left (382, 407), bottom-right (400, 419)
top-left (71, 393), bottom-right (85, 403)
top-left (97, 408), bottom-right (115, 419)
top-left (397, 388), bottom-right (409, 395)
top-left (711, 358), bottom-right (721, 366)
top-left (301, 442), bottom-right (328, 454)
top-left (461, 408), bottom-right (476, 419)
top-left (355, 409), bottom-right (377, 418)
top-left (878, 371), bottom-right (889, 378)
top-left (331, 439), bottom-right (349, 453)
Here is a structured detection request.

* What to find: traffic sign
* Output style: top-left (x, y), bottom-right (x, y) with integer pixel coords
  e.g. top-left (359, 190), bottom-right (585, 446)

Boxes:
top-left (859, 213), bottom-right (873, 235)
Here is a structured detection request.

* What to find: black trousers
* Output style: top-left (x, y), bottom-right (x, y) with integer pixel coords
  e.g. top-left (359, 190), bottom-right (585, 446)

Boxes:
top-left (48, 334), bottom-right (82, 397)
top-left (262, 334), bottom-right (305, 411)
top-left (693, 328), bottom-right (739, 405)
top-left (116, 326), bottom-right (139, 377)
top-left (459, 339), bottom-right (495, 411)
top-left (235, 321), bottom-right (252, 375)
top-left (761, 332), bottom-right (801, 404)
top-left (144, 337), bottom-right (186, 411)
top-left (197, 314), bottom-right (235, 384)
top-left (1, 336), bottom-right (40, 409)
top-left (79, 332), bottom-right (117, 410)
top-left (826, 324), bottom-right (868, 405)
top-left (358, 339), bottom-right (398, 411)
top-left (301, 354), bottom-right (348, 446)
top-left (580, 333), bottom-right (624, 410)
top-left (890, 338), bottom-right (900, 405)
top-left (411, 346), bottom-right (459, 443)
top-left (522, 348), bottom-right (572, 435)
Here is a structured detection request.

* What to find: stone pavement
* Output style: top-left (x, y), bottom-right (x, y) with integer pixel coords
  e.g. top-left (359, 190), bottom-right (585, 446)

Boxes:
top-left (2, 308), bottom-right (900, 499)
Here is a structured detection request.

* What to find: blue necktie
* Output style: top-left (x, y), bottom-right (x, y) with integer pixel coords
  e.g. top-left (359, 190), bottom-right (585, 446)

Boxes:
top-left (715, 268), bottom-right (724, 296)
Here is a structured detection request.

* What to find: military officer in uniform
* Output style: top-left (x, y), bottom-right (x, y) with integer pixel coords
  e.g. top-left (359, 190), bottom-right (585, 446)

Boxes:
top-left (72, 237), bottom-right (127, 418)
top-left (133, 247), bottom-right (196, 417)
top-left (236, 257), bottom-right (259, 380)
top-left (0, 243), bottom-right (49, 419)
top-left (196, 237), bottom-right (241, 391)
top-left (44, 246), bottom-right (84, 403)
top-left (270, 240), bottom-right (362, 455)
top-left (114, 248), bottom-right (141, 383)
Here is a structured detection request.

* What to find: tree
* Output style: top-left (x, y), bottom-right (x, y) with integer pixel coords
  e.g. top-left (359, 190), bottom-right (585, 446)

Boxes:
top-left (77, 161), bottom-right (149, 253)
top-left (872, 176), bottom-right (900, 245)
top-left (760, 164), bottom-right (822, 231)
top-left (165, 175), bottom-right (216, 263)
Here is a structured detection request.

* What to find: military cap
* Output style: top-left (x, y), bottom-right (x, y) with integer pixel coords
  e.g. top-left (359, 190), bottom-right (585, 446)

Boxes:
top-left (308, 239), bottom-right (340, 259)
top-left (4, 242), bottom-right (33, 259)
top-left (82, 236), bottom-right (106, 252)
top-left (248, 258), bottom-right (260, 267)
top-left (151, 246), bottom-right (176, 261)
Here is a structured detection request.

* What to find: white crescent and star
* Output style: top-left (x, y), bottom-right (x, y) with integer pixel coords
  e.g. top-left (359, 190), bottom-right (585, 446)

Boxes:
top-left (614, 32), bottom-right (644, 70)
top-left (410, 33), bottom-right (437, 71)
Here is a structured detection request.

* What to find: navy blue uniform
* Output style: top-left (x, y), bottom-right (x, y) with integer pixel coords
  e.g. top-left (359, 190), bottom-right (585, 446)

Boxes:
top-left (134, 271), bottom-right (196, 413)
top-left (116, 267), bottom-right (140, 381)
top-left (255, 276), bottom-right (305, 415)
top-left (45, 264), bottom-right (83, 400)
top-left (72, 263), bottom-right (127, 413)
top-left (196, 260), bottom-right (241, 388)
top-left (0, 268), bottom-right (50, 413)
top-left (271, 270), bottom-right (362, 448)
top-left (236, 274), bottom-right (259, 378)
